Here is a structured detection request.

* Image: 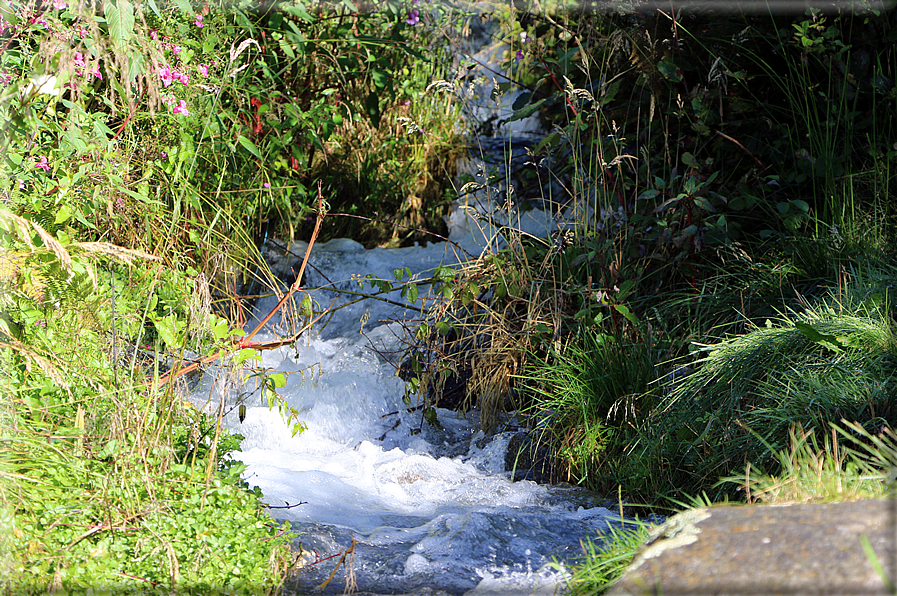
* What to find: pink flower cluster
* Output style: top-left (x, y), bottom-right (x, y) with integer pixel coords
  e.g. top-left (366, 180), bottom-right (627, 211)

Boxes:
top-left (158, 64), bottom-right (188, 87)
top-left (73, 51), bottom-right (103, 80)
top-left (162, 96), bottom-right (190, 117)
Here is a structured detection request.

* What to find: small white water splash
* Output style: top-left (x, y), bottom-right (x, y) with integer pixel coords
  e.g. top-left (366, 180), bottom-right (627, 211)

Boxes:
top-left (191, 206), bottom-right (622, 595)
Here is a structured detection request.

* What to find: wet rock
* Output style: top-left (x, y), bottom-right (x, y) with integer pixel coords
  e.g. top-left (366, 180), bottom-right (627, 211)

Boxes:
top-left (504, 432), bottom-right (562, 483)
top-left (609, 499), bottom-right (897, 596)
top-left (261, 238), bottom-right (309, 282)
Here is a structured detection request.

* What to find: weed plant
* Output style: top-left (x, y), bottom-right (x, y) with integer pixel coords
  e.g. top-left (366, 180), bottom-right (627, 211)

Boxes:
top-left (518, 330), bottom-right (663, 487)
top-left (563, 520), bottom-right (653, 596)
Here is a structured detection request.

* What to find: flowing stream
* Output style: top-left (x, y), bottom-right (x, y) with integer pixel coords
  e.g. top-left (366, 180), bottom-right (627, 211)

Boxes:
top-left (190, 207), bottom-right (629, 595)
top-left (190, 18), bottom-right (634, 595)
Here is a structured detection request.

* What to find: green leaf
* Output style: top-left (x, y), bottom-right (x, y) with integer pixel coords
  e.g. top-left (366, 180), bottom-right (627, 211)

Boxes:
top-left (509, 98), bottom-right (547, 122)
top-left (615, 279), bottom-right (635, 300)
top-left (278, 38), bottom-right (296, 60)
top-left (209, 314), bottom-right (230, 341)
top-left (172, 0), bottom-right (193, 13)
top-left (55, 205), bottom-right (72, 224)
top-left (794, 321), bottom-right (845, 352)
top-left (371, 67), bottom-right (389, 89)
top-left (435, 321), bottom-right (452, 335)
top-left (423, 407), bottom-right (443, 430)
top-left (434, 266), bottom-right (455, 283)
top-left (613, 303), bottom-right (639, 325)
top-left (299, 295), bottom-right (313, 317)
top-left (406, 283), bottom-right (418, 304)
top-left (268, 373), bottom-right (286, 389)
top-left (233, 348), bottom-right (261, 365)
top-left (365, 93), bottom-right (381, 128)
top-left (104, 0), bottom-right (135, 48)
top-left (692, 196), bottom-right (715, 212)
top-left (284, 3), bottom-right (314, 22)
top-left (237, 135), bottom-right (261, 159)
top-left (657, 58), bottom-right (683, 83)
top-left (153, 313), bottom-right (185, 349)
top-left (511, 92), bottom-right (532, 111)
top-left (147, 0), bottom-right (161, 19)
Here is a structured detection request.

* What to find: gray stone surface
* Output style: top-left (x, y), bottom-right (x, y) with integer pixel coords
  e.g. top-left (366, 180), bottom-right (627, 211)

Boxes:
top-left (609, 499), bottom-right (897, 596)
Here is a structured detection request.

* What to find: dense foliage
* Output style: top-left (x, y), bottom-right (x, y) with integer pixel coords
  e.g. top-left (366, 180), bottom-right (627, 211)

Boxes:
top-left (402, 0), bottom-right (897, 506)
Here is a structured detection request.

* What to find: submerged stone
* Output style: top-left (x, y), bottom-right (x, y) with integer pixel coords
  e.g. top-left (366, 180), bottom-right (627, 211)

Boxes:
top-left (609, 498), bottom-right (896, 596)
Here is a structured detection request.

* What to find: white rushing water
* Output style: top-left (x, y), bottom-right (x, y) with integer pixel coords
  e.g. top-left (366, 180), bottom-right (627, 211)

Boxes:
top-left (191, 204), bottom-right (625, 595)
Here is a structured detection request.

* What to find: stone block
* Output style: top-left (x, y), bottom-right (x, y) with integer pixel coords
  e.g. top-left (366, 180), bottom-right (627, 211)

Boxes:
top-left (609, 499), bottom-right (897, 596)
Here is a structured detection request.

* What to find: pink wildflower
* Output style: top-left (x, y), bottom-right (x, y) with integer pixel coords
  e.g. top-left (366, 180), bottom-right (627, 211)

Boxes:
top-left (0, 71), bottom-right (11, 85)
top-left (263, 182), bottom-right (270, 189)
top-left (172, 100), bottom-right (189, 116)
top-left (171, 45), bottom-right (182, 55)
top-left (53, 0), bottom-right (66, 9)
top-left (198, 64), bottom-right (208, 77)
top-left (159, 65), bottom-right (173, 87)
top-left (18, 179), bottom-right (25, 190)
top-left (74, 52), bottom-right (85, 67)
top-left (78, 27), bottom-right (88, 37)
top-left (88, 65), bottom-right (102, 79)
top-left (175, 71), bottom-right (189, 85)
top-left (150, 30), bottom-right (159, 41)
top-left (35, 157), bottom-right (50, 172)
top-left (194, 14), bottom-right (203, 27)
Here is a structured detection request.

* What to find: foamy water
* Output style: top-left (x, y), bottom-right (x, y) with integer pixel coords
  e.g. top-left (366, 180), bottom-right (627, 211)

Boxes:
top-left (191, 205), bottom-right (622, 595)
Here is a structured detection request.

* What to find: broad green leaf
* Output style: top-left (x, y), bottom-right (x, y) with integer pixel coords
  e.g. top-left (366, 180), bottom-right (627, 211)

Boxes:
top-left (210, 315), bottom-right (230, 341)
top-left (638, 189), bottom-right (661, 200)
top-left (613, 303), bottom-right (639, 325)
top-left (233, 348), bottom-right (261, 364)
top-left (794, 321), bottom-right (845, 352)
top-left (423, 407), bottom-right (443, 430)
top-left (105, 0), bottom-right (135, 48)
top-left (278, 38), bottom-right (295, 60)
top-left (55, 204), bottom-right (72, 224)
top-left (172, 0), bottom-right (193, 13)
top-left (371, 67), bottom-right (389, 89)
top-left (268, 373), bottom-right (286, 388)
top-left (657, 58), bottom-right (683, 82)
top-left (511, 92), bottom-right (532, 111)
top-left (692, 196), bottom-right (715, 212)
top-left (237, 135), bottom-right (261, 158)
top-left (509, 98), bottom-right (547, 122)
top-left (615, 279), bottom-right (635, 300)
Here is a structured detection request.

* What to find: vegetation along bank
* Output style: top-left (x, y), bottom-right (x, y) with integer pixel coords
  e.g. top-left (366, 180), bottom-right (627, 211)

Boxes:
top-left (2, 0), bottom-right (896, 593)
